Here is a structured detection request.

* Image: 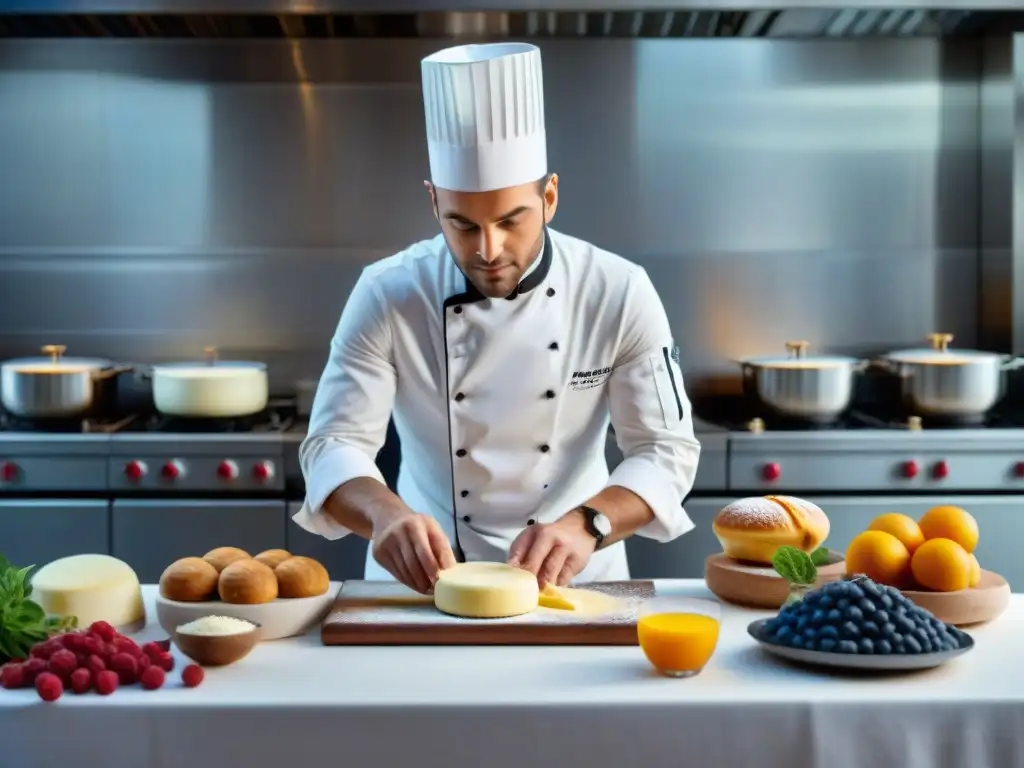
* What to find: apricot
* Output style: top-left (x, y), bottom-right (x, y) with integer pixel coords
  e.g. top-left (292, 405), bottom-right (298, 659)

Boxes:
top-left (845, 530), bottom-right (911, 587)
top-left (910, 538), bottom-right (972, 592)
top-left (918, 506), bottom-right (979, 554)
top-left (867, 513), bottom-right (925, 554)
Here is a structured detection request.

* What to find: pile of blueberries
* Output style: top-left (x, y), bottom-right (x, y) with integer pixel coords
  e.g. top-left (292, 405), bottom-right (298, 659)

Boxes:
top-left (757, 575), bottom-right (971, 655)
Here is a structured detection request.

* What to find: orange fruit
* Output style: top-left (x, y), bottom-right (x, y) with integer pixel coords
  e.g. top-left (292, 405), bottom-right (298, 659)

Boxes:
top-left (867, 513), bottom-right (925, 554)
top-left (968, 554), bottom-right (981, 588)
top-left (845, 530), bottom-right (911, 587)
top-left (918, 505), bottom-right (979, 554)
top-left (910, 538), bottom-right (972, 592)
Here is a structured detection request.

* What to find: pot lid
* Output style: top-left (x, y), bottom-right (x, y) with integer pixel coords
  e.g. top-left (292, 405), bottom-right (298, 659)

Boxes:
top-left (1, 345), bottom-right (112, 373)
top-left (883, 333), bottom-right (1001, 365)
top-left (742, 340), bottom-right (859, 369)
top-left (151, 347), bottom-right (266, 376)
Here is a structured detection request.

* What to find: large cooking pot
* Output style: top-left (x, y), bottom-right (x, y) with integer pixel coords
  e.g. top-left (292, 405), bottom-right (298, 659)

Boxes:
top-left (145, 347), bottom-right (268, 418)
top-left (876, 333), bottom-right (1024, 419)
top-left (740, 340), bottom-right (866, 422)
top-left (0, 345), bottom-right (131, 418)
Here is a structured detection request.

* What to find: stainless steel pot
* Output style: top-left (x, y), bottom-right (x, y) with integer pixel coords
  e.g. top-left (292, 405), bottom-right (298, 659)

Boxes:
top-left (141, 346), bottom-right (269, 418)
top-left (877, 333), bottom-right (1024, 419)
top-left (740, 340), bottom-right (866, 421)
top-left (0, 345), bottom-right (131, 418)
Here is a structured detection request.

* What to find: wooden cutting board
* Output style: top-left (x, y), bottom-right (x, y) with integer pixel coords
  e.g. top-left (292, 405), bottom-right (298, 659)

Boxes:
top-left (321, 580), bottom-right (655, 646)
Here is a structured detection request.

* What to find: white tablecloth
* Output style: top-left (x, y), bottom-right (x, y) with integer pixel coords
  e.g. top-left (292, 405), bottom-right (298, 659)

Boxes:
top-left (2, 581), bottom-right (1023, 768)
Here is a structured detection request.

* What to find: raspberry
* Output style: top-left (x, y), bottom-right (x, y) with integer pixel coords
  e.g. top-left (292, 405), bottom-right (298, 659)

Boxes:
top-left (136, 653), bottom-right (152, 670)
top-left (22, 657), bottom-right (47, 683)
top-left (62, 632), bottom-right (87, 653)
top-left (109, 652), bottom-right (138, 685)
top-left (101, 642), bottom-right (118, 661)
top-left (85, 654), bottom-right (106, 674)
top-left (142, 641), bottom-right (167, 660)
top-left (1, 663), bottom-right (25, 689)
top-left (48, 649), bottom-right (78, 677)
top-left (88, 621), bottom-right (117, 642)
top-left (139, 665), bottom-right (166, 690)
top-left (34, 672), bottom-right (62, 702)
top-left (157, 652), bottom-right (175, 672)
top-left (30, 638), bottom-right (60, 659)
top-left (82, 636), bottom-right (105, 656)
top-left (113, 636), bottom-right (142, 658)
top-left (94, 669), bottom-right (118, 695)
top-left (181, 664), bottom-right (204, 688)
top-left (69, 668), bottom-right (92, 694)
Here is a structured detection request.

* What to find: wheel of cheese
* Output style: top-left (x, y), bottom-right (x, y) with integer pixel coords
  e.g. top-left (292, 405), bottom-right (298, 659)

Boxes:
top-left (31, 554), bottom-right (146, 630)
top-left (433, 562), bottom-right (540, 619)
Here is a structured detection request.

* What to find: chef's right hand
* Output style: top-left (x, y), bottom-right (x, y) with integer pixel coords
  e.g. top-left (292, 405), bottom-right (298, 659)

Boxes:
top-left (371, 512), bottom-right (457, 594)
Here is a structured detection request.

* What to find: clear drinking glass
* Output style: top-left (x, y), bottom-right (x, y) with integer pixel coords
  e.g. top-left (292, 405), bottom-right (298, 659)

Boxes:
top-left (636, 597), bottom-right (722, 678)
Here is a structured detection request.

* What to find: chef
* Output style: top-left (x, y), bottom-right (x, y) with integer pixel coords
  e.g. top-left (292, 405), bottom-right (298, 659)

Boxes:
top-left (294, 41), bottom-right (701, 594)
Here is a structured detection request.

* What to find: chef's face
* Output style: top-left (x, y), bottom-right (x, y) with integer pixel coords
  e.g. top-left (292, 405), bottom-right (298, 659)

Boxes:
top-left (427, 174), bottom-right (559, 299)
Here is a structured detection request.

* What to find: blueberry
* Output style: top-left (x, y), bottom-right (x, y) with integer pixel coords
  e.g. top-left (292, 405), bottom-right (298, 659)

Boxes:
top-left (776, 625), bottom-right (793, 642)
top-left (858, 638), bottom-right (875, 654)
top-left (857, 598), bottom-right (874, 613)
top-left (861, 580), bottom-right (882, 599)
top-left (873, 609), bottom-right (890, 625)
top-left (942, 638), bottom-right (960, 652)
top-left (894, 641), bottom-right (907, 654)
top-left (819, 625), bottom-right (839, 639)
top-left (804, 627), bottom-right (818, 642)
top-left (811, 609), bottom-right (826, 625)
top-left (844, 606), bottom-right (864, 623)
top-left (796, 616), bottom-right (810, 631)
top-left (876, 639), bottom-right (892, 654)
top-left (882, 623), bottom-right (898, 640)
top-left (913, 627), bottom-right (930, 644)
top-left (837, 598), bottom-right (851, 610)
top-left (819, 595), bottom-right (834, 608)
top-left (919, 636), bottom-right (934, 653)
top-left (827, 609), bottom-right (842, 623)
top-left (837, 640), bottom-right (859, 654)
top-left (828, 581), bottom-right (849, 596)
top-left (817, 637), bottom-right (837, 652)
top-left (880, 594), bottom-right (894, 610)
top-left (791, 635), bottom-right (805, 648)
top-left (840, 621), bottom-right (861, 639)
top-left (896, 615), bottom-right (917, 634)
top-left (904, 636), bottom-right (923, 654)
top-left (861, 620), bottom-right (880, 637)
top-left (847, 583), bottom-right (865, 600)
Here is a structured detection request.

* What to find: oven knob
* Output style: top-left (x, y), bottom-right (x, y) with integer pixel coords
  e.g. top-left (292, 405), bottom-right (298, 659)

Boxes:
top-left (762, 462), bottom-right (781, 482)
top-left (216, 460), bottom-right (239, 481)
top-left (1, 462), bottom-right (19, 483)
top-left (1015, 461), bottom-right (1024, 478)
top-left (125, 460), bottom-right (147, 481)
top-left (933, 460), bottom-right (949, 480)
top-left (901, 460), bottom-right (918, 479)
top-left (252, 461), bottom-right (275, 482)
top-left (161, 460), bottom-right (186, 480)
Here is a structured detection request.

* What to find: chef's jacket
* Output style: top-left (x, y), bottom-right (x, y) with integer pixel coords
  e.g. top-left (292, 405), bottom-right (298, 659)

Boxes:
top-left (293, 227), bottom-right (702, 582)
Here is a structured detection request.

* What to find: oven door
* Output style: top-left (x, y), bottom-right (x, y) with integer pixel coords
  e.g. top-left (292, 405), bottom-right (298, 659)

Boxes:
top-left (0, 499), bottom-right (110, 570)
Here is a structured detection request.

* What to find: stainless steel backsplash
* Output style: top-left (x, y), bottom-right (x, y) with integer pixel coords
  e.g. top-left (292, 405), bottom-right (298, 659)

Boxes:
top-left (0, 38), bottom-right (984, 394)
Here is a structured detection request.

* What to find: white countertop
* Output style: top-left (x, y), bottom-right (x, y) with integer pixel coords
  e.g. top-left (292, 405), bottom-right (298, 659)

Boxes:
top-left (3, 581), bottom-right (1023, 768)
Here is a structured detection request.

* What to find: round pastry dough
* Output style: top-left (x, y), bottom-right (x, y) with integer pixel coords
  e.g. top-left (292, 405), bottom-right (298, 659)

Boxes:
top-left (433, 562), bottom-right (540, 618)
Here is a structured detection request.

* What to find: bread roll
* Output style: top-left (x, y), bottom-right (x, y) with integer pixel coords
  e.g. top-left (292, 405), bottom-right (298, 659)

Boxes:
top-left (275, 556), bottom-right (330, 598)
top-left (159, 557), bottom-right (219, 602)
top-left (712, 495), bottom-right (830, 565)
top-left (203, 547), bottom-right (251, 573)
top-left (218, 559), bottom-right (278, 604)
top-left (254, 549), bottom-right (292, 569)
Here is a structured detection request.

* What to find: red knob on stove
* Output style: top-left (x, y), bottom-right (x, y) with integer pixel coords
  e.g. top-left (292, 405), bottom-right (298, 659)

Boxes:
top-left (762, 462), bottom-right (781, 482)
top-left (933, 460), bottom-right (949, 480)
top-left (1, 462), bottom-right (18, 482)
top-left (125, 460), bottom-right (147, 481)
top-left (216, 460), bottom-right (239, 481)
top-left (252, 461), bottom-right (275, 482)
top-left (1015, 461), bottom-right (1024, 478)
top-left (161, 460), bottom-right (186, 480)
top-left (901, 460), bottom-right (919, 479)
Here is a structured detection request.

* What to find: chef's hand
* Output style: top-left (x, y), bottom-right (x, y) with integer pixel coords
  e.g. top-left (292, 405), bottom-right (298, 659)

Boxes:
top-left (506, 515), bottom-right (596, 588)
top-left (371, 513), bottom-right (457, 594)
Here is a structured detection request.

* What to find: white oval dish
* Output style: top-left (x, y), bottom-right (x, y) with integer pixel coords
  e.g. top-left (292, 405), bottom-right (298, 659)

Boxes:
top-left (155, 590), bottom-right (335, 641)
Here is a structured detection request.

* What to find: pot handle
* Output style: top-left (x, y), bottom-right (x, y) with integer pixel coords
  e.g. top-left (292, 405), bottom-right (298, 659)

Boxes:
top-left (93, 364), bottom-right (134, 381)
top-left (1000, 355), bottom-right (1024, 371)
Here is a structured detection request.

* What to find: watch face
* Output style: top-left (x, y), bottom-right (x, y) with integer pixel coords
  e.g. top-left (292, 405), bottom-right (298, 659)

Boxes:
top-left (592, 513), bottom-right (613, 537)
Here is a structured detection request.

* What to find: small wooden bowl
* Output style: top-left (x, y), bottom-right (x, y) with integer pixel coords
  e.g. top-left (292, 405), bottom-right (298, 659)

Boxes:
top-left (901, 570), bottom-right (1011, 626)
top-left (173, 622), bottom-right (261, 667)
top-left (705, 550), bottom-right (847, 609)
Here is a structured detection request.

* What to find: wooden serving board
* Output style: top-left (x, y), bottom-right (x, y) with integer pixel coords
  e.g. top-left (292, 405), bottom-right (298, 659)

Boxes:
top-left (902, 569), bottom-right (1011, 626)
top-left (321, 580), bottom-right (655, 646)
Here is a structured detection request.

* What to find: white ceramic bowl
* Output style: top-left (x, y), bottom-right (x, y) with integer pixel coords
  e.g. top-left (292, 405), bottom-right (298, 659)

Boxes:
top-left (155, 590), bottom-right (335, 641)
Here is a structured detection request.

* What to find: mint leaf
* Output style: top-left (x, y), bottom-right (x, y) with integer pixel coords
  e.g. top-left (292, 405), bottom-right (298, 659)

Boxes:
top-left (810, 548), bottom-right (831, 567)
top-left (772, 546), bottom-right (818, 586)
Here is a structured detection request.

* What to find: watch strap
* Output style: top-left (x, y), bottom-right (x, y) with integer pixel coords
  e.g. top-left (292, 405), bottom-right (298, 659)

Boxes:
top-left (578, 505), bottom-right (607, 548)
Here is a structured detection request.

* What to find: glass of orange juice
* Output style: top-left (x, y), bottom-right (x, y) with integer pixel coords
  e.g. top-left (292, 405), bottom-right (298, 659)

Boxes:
top-left (637, 597), bottom-right (722, 678)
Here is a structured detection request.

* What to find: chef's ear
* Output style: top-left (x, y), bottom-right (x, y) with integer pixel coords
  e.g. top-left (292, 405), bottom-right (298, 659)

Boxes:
top-left (424, 180), bottom-right (439, 221)
top-left (541, 173), bottom-right (559, 224)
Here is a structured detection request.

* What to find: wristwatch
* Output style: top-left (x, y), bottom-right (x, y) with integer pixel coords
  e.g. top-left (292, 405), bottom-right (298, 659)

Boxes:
top-left (578, 505), bottom-right (613, 549)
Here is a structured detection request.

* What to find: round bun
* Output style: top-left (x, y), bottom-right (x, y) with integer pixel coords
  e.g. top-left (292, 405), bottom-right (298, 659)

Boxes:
top-left (712, 495), bottom-right (830, 565)
top-left (275, 556), bottom-right (330, 598)
top-left (218, 559), bottom-right (278, 604)
top-left (254, 549), bottom-right (292, 569)
top-left (203, 546), bottom-right (251, 573)
top-left (159, 557), bottom-right (219, 602)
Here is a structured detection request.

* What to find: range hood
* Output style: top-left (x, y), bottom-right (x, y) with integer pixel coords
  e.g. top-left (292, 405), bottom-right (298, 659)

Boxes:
top-left (1, 2), bottom-right (1022, 38)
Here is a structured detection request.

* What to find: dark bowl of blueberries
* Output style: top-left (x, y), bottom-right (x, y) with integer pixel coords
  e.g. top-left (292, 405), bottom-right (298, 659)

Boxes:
top-left (748, 575), bottom-right (974, 671)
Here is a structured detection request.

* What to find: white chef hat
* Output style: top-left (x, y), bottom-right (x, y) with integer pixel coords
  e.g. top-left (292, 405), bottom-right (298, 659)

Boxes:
top-left (421, 42), bottom-right (547, 193)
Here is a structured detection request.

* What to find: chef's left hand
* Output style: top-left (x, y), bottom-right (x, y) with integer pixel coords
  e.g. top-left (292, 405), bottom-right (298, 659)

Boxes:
top-left (506, 514), bottom-right (596, 588)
